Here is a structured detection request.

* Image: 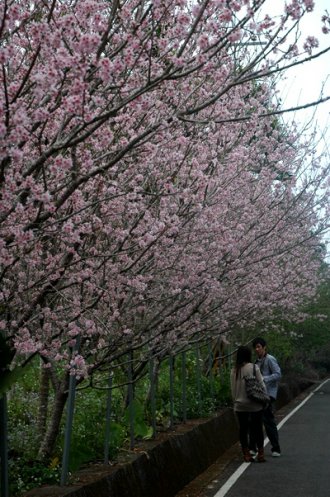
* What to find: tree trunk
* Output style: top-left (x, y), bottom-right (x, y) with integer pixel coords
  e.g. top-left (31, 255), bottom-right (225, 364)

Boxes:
top-left (145, 359), bottom-right (160, 407)
top-left (37, 374), bottom-right (69, 460)
top-left (37, 366), bottom-right (50, 441)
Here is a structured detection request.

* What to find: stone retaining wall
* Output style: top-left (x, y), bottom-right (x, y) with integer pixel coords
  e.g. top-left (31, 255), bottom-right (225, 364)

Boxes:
top-left (67, 409), bottom-right (237, 497)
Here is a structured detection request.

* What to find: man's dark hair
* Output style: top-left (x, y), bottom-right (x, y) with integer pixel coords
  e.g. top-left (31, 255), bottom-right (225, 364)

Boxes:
top-left (252, 337), bottom-right (266, 348)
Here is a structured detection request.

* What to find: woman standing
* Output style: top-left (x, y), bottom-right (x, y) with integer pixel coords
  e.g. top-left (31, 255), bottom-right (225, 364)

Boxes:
top-left (230, 345), bottom-right (266, 463)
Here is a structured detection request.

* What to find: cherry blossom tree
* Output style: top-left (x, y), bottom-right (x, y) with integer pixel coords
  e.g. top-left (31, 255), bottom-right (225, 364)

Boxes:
top-left (0, 0), bottom-right (329, 457)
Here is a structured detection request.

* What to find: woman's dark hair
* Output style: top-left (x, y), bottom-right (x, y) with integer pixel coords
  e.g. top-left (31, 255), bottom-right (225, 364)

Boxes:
top-left (235, 346), bottom-right (252, 378)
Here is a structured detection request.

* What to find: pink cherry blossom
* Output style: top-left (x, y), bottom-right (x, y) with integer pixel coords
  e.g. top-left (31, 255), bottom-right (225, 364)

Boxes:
top-left (0, 0), bottom-right (328, 391)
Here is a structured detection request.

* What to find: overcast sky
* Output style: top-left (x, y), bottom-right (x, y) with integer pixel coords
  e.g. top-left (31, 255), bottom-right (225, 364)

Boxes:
top-left (264, 0), bottom-right (330, 257)
top-left (277, 0), bottom-right (330, 147)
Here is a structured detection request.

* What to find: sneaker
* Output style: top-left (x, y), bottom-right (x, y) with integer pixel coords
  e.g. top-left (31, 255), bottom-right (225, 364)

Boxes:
top-left (272, 451), bottom-right (281, 457)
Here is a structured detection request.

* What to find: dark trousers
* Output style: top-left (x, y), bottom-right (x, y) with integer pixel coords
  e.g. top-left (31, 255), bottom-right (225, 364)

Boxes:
top-left (263, 399), bottom-right (281, 452)
top-left (236, 410), bottom-right (264, 449)
top-left (249, 399), bottom-right (281, 453)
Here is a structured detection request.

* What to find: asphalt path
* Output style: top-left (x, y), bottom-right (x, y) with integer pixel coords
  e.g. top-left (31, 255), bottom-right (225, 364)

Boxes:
top-left (213, 378), bottom-right (330, 497)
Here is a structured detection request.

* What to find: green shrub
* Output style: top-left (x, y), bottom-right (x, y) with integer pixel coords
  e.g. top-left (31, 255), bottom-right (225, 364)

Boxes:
top-left (9, 456), bottom-right (61, 496)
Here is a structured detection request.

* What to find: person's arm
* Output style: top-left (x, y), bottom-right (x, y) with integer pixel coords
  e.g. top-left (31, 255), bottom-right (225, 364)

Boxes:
top-left (230, 369), bottom-right (236, 400)
top-left (263, 355), bottom-right (281, 385)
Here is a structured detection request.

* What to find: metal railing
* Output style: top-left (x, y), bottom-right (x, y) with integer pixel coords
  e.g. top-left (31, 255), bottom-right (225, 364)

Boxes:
top-left (1, 338), bottom-right (232, 495)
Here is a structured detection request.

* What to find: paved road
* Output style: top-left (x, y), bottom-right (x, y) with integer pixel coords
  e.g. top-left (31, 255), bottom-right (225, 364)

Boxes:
top-left (176, 378), bottom-right (330, 497)
top-left (215, 378), bottom-right (330, 497)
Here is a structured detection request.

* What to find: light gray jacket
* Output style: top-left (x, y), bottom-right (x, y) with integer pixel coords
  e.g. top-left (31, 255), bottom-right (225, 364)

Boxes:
top-left (255, 353), bottom-right (281, 400)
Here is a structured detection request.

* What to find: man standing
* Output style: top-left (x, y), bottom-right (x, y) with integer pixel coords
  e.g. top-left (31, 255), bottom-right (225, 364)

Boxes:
top-left (250, 337), bottom-right (282, 457)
